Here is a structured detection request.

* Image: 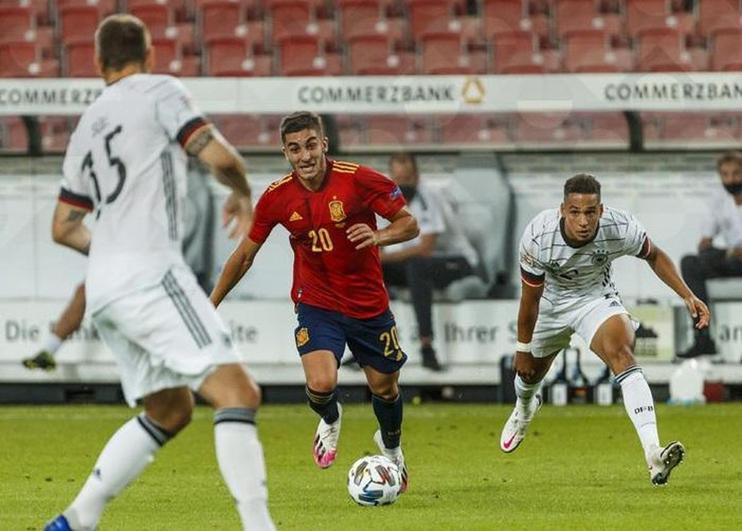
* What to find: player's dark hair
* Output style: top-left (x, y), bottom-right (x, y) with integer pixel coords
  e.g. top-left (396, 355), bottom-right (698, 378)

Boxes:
top-left (564, 173), bottom-right (601, 199)
top-left (389, 152), bottom-right (418, 175)
top-left (280, 111), bottom-right (325, 143)
top-left (716, 151), bottom-right (742, 171)
top-left (95, 14), bottom-right (150, 72)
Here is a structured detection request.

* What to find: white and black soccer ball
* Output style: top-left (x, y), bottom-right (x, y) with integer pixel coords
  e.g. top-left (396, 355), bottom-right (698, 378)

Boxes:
top-left (347, 455), bottom-right (402, 506)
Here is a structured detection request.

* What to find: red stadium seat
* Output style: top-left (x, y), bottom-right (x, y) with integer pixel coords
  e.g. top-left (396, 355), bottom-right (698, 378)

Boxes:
top-left (439, 114), bottom-right (492, 145)
top-left (0, 6), bottom-right (35, 45)
top-left (205, 36), bottom-right (264, 75)
top-left (367, 116), bottom-right (430, 145)
top-left (59, 6), bottom-right (99, 46)
top-left (151, 38), bottom-right (181, 74)
top-left (482, 0), bottom-right (526, 39)
top-left (712, 28), bottom-right (742, 70)
top-left (65, 41), bottom-right (97, 77)
top-left (347, 34), bottom-right (393, 74)
top-left (0, 41), bottom-right (38, 77)
top-left (278, 35), bottom-right (321, 76)
top-left (582, 112), bottom-right (629, 143)
top-left (514, 112), bottom-right (581, 143)
top-left (56, 0), bottom-right (117, 17)
top-left (421, 32), bottom-right (475, 74)
top-left (699, 0), bottom-right (742, 36)
top-left (268, 0), bottom-right (313, 43)
top-left (555, 0), bottom-right (608, 40)
top-left (199, 1), bottom-right (245, 42)
top-left (339, 0), bottom-right (384, 41)
top-left (129, 4), bottom-right (173, 40)
top-left (408, 0), bottom-right (453, 40)
top-left (178, 54), bottom-right (202, 76)
top-left (625, 0), bottom-right (672, 38)
top-left (211, 114), bottom-right (267, 147)
top-left (563, 30), bottom-right (617, 72)
top-left (491, 30), bottom-right (539, 74)
top-left (0, 117), bottom-right (28, 151)
top-left (637, 27), bottom-right (687, 72)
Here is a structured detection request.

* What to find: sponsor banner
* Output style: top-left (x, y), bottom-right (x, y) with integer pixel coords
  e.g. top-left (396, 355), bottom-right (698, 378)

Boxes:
top-left (3, 73), bottom-right (742, 115)
top-left (711, 302), bottom-right (742, 364)
top-left (0, 299), bottom-right (685, 384)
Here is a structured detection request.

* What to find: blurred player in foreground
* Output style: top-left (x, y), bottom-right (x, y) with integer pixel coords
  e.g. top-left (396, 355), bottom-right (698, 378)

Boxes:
top-left (210, 111), bottom-right (418, 491)
top-left (44, 15), bottom-right (274, 530)
top-left (500, 174), bottom-right (710, 486)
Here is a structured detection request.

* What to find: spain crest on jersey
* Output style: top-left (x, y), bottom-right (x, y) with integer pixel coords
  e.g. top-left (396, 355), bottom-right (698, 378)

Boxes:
top-left (329, 199), bottom-right (346, 222)
top-left (295, 327), bottom-right (310, 347)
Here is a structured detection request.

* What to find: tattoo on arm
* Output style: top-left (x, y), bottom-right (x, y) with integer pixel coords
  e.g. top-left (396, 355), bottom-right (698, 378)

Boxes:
top-left (186, 128), bottom-right (214, 156)
top-left (65, 210), bottom-right (86, 222)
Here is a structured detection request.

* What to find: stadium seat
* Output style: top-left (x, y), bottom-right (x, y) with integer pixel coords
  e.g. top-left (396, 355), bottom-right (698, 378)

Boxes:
top-left (151, 38), bottom-right (181, 74)
top-left (490, 30), bottom-right (541, 74)
top-left (64, 41), bottom-right (97, 77)
top-left (408, 0), bottom-right (454, 40)
top-left (421, 32), bottom-right (476, 74)
top-left (129, 4), bottom-right (173, 40)
top-left (699, 0), bottom-right (742, 36)
top-left (581, 112), bottom-right (628, 143)
top-left (0, 116), bottom-right (28, 151)
top-left (179, 54), bottom-right (202, 76)
top-left (439, 114), bottom-right (498, 145)
top-left (482, 0), bottom-right (527, 39)
top-left (514, 112), bottom-right (582, 143)
top-left (205, 36), bottom-right (265, 75)
top-left (563, 30), bottom-right (618, 72)
top-left (39, 116), bottom-right (73, 152)
top-left (637, 27), bottom-right (688, 72)
top-left (278, 35), bottom-right (321, 76)
top-left (268, 0), bottom-right (313, 43)
top-left (0, 5), bottom-right (35, 45)
top-left (338, 0), bottom-right (384, 41)
top-left (211, 114), bottom-right (267, 147)
top-left (36, 25), bottom-right (55, 59)
top-left (59, 6), bottom-right (99, 46)
top-left (199, 0), bottom-right (244, 42)
top-left (0, 41), bottom-right (38, 77)
top-left (56, 0), bottom-right (117, 17)
top-left (348, 34), bottom-right (395, 74)
top-left (241, 20), bottom-right (266, 52)
top-left (555, 0), bottom-right (603, 40)
top-left (625, 0), bottom-right (672, 38)
top-left (367, 115), bottom-right (431, 145)
top-left (712, 28), bottom-right (742, 70)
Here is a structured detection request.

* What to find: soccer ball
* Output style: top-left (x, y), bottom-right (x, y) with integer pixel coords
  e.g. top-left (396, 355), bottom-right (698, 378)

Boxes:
top-left (347, 455), bottom-right (402, 506)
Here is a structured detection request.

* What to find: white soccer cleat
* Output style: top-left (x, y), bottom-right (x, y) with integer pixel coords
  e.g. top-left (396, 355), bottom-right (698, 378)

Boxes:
top-left (313, 403), bottom-right (342, 469)
top-left (648, 441), bottom-right (685, 486)
top-left (500, 394), bottom-right (542, 453)
top-left (374, 430), bottom-right (408, 493)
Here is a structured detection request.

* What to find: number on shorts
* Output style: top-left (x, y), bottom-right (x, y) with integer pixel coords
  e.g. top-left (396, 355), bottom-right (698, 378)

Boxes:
top-left (379, 326), bottom-right (403, 361)
top-left (309, 228), bottom-right (334, 252)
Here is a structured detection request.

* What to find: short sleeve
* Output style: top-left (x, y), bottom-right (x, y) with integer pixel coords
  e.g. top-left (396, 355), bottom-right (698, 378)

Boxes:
top-left (355, 165), bottom-right (406, 219)
top-left (153, 77), bottom-right (208, 148)
top-left (623, 213), bottom-right (651, 258)
top-left (247, 189), bottom-right (279, 244)
top-left (59, 129), bottom-right (94, 211)
top-left (417, 186), bottom-right (446, 236)
top-left (519, 220), bottom-right (545, 287)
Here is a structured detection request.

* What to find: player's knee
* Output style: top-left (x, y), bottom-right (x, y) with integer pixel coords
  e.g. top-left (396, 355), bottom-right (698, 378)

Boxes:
top-left (369, 379), bottom-right (398, 400)
top-left (305, 375), bottom-right (336, 394)
top-left (148, 403), bottom-right (193, 434)
top-left (605, 344), bottom-right (636, 374)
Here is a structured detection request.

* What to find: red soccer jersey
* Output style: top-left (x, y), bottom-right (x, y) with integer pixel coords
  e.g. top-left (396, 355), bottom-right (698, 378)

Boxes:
top-left (249, 159), bottom-right (407, 318)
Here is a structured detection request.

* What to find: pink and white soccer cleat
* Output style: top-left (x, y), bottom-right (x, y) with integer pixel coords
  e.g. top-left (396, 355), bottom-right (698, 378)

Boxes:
top-left (500, 394), bottom-right (542, 453)
top-left (312, 404), bottom-right (342, 469)
top-left (374, 430), bottom-right (408, 493)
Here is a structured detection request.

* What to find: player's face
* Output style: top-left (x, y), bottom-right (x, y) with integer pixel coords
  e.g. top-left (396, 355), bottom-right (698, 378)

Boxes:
top-left (283, 129), bottom-right (328, 185)
top-left (389, 160), bottom-right (418, 186)
top-left (561, 193), bottom-right (603, 243)
top-left (719, 161), bottom-right (742, 187)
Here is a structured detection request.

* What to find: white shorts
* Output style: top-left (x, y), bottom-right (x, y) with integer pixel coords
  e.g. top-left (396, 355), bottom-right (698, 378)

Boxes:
top-left (531, 295), bottom-right (630, 358)
top-left (93, 268), bottom-right (240, 406)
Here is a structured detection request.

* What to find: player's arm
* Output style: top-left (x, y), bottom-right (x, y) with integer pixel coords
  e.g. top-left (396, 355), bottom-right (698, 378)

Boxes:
top-left (642, 240), bottom-right (710, 330)
top-left (51, 201), bottom-right (91, 256)
top-left (380, 232), bottom-right (436, 263)
top-left (347, 206), bottom-right (419, 250)
top-left (517, 273), bottom-right (544, 354)
top-left (210, 236), bottom-right (263, 307)
top-left (185, 124), bottom-right (251, 239)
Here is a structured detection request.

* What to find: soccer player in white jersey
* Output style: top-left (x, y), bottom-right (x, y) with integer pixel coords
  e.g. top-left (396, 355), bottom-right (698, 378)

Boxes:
top-left (44, 15), bottom-right (275, 531)
top-left (500, 174), bottom-right (710, 486)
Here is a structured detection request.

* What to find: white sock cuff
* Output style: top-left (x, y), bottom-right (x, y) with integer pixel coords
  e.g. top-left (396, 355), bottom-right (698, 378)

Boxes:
top-left (616, 366), bottom-right (644, 387)
top-left (44, 333), bottom-right (63, 354)
top-left (515, 375), bottom-right (541, 400)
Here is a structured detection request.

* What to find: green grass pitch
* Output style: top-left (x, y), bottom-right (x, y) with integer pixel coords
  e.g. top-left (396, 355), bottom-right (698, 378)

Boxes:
top-left (1, 403), bottom-right (741, 530)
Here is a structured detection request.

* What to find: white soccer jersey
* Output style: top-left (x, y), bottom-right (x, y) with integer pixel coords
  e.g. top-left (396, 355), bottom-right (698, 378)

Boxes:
top-left (59, 74), bottom-right (208, 312)
top-left (519, 207), bottom-right (650, 312)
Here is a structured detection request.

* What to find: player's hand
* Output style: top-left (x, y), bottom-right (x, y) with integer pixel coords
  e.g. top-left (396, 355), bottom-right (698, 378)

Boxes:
top-left (222, 192), bottom-right (252, 239)
top-left (346, 223), bottom-right (379, 250)
top-left (684, 295), bottom-right (710, 330)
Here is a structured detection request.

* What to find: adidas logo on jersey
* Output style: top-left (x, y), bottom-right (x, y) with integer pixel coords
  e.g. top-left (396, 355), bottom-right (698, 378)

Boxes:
top-left (289, 211), bottom-right (303, 222)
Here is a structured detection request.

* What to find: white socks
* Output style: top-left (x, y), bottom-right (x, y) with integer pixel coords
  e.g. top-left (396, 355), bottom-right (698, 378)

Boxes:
top-left (514, 375), bottom-right (542, 417)
top-left (214, 408), bottom-right (275, 531)
top-left (64, 415), bottom-right (167, 530)
top-left (617, 367), bottom-right (660, 461)
top-left (43, 333), bottom-right (63, 355)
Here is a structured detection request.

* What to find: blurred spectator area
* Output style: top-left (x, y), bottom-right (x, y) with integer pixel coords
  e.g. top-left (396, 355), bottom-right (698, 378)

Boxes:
top-left (5, 112), bottom-right (742, 153)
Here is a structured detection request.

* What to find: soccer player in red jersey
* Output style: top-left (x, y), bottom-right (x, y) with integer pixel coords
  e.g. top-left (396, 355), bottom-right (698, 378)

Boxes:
top-left (211, 111), bottom-right (418, 491)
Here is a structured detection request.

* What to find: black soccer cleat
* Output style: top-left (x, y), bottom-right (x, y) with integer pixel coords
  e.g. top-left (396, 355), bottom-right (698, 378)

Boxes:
top-left (22, 350), bottom-right (57, 371)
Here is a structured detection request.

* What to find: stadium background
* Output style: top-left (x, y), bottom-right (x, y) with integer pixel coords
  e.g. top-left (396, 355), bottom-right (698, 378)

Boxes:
top-left (1, 0), bottom-right (742, 403)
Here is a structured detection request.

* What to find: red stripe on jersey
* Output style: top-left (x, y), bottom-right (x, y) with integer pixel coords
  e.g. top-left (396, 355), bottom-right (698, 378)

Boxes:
top-left (520, 267), bottom-right (544, 287)
top-left (637, 236), bottom-right (652, 259)
top-left (176, 116), bottom-right (208, 147)
top-left (59, 188), bottom-right (94, 211)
